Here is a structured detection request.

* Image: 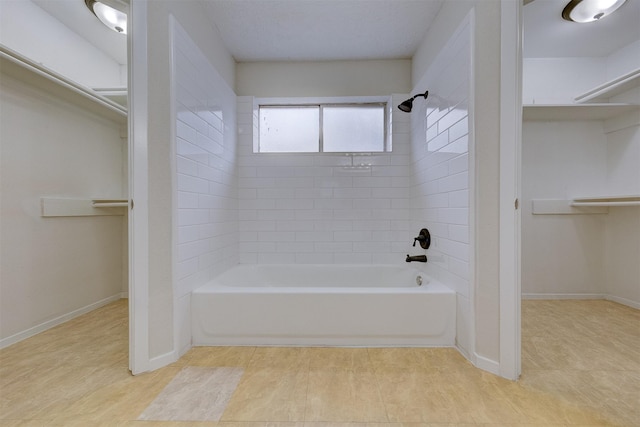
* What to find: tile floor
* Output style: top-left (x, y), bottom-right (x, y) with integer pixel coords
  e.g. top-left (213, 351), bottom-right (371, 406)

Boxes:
top-left (0, 298), bottom-right (638, 426)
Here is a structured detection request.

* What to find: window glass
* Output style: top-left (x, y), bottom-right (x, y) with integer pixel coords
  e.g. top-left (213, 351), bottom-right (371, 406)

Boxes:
top-left (322, 105), bottom-right (385, 152)
top-left (257, 103), bottom-right (387, 153)
top-left (259, 106), bottom-right (319, 152)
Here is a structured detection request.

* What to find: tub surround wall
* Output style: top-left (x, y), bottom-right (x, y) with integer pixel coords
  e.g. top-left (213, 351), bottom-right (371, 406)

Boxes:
top-left (409, 13), bottom-right (473, 358)
top-left (411, 0), bottom-right (504, 371)
top-left (145, 1), bottom-right (236, 363)
top-left (236, 95), bottom-right (413, 265)
top-left (234, 57), bottom-right (415, 265)
top-left (172, 19), bottom-right (238, 356)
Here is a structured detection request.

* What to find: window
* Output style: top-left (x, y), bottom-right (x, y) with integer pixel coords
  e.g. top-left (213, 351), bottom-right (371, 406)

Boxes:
top-left (258, 106), bottom-right (320, 153)
top-left (257, 102), bottom-right (388, 153)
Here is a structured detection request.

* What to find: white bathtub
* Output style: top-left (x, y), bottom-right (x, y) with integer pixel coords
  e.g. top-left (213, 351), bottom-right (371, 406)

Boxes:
top-left (191, 264), bottom-right (456, 347)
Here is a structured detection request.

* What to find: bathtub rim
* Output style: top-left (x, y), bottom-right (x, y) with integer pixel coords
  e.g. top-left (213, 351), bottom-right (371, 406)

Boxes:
top-left (192, 263), bottom-right (453, 294)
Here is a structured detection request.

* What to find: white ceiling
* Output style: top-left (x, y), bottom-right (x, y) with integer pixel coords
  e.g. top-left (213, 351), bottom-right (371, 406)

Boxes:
top-left (29, 0), bottom-right (640, 65)
top-left (201, 0), bottom-right (445, 62)
top-left (524, 0), bottom-right (640, 58)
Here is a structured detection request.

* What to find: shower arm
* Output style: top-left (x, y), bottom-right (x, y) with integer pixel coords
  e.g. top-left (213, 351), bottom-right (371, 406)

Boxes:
top-left (409, 91), bottom-right (429, 102)
top-left (397, 90), bottom-right (429, 112)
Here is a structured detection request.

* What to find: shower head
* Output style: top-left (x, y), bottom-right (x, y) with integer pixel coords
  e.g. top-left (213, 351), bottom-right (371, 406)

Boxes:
top-left (398, 90), bottom-right (429, 113)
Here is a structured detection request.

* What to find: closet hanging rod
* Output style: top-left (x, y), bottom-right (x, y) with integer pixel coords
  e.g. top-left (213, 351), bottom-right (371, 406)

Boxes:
top-left (571, 201), bottom-right (640, 207)
top-left (0, 45), bottom-right (127, 117)
top-left (92, 200), bottom-right (129, 208)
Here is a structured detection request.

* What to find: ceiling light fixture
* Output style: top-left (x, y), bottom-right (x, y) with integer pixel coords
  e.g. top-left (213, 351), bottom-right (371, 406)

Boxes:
top-left (85, 0), bottom-right (128, 34)
top-left (561, 0), bottom-right (627, 23)
top-left (398, 90), bottom-right (429, 113)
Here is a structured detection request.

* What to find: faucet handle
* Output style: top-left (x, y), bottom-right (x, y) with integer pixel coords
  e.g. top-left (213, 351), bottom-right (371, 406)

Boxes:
top-left (413, 228), bottom-right (431, 250)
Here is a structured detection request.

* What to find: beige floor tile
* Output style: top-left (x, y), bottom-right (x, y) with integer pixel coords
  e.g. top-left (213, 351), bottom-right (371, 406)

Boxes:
top-left (523, 334), bottom-right (640, 372)
top-left (411, 348), bottom-right (476, 373)
top-left (519, 369), bottom-right (636, 426)
top-left (46, 367), bottom-right (181, 422)
top-left (0, 421), bottom-right (50, 426)
top-left (304, 423), bottom-right (406, 427)
top-left (219, 423), bottom-right (304, 427)
top-left (367, 348), bottom-right (474, 374)
top-left (183, 347), bottom-right (257, 368)
top-left (376, 377), bottom-right (465, 423)
top-left (392, 424), bottom-right (480, 427)
top-left (306, 348), bottom-right (371, 371)
top-left (247, 347), bottom-right (310, 370)
top-left (1, 299), bottom-right (638, 427)
top-left (0, 366), bottom-right (125, 420)
top-left (366, 348), bottom-right (420, 371)
top-left (220, 368), bottom-right (308, 421)
top-left (116, 422), bottom-right (218, 427)
top-left (139, 367), bottom-right (244, 422)
top-left (304, 368), bottom-right (388, 423)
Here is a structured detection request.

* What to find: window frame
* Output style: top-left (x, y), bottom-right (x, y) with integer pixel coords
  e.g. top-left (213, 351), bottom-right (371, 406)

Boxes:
top-left (255, 97), bottom-right (391, 154)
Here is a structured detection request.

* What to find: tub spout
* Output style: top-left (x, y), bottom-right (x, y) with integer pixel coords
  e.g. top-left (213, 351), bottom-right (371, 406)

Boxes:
top-left (406, 254), bottom-right (427, 263)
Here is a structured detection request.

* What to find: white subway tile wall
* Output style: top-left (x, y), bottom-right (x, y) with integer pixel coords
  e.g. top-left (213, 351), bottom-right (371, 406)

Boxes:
top-left (237, 95), bottom-right (413, 264)
top-left (410, 18), bottom-right (472, 354)
top-left (174, 23), bottom-right (238, 299)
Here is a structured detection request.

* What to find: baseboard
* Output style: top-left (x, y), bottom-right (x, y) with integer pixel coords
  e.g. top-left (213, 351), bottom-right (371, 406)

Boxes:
top-left (605, 295), bottom-right (640, 310)
top-left (0, 294), bottom-right (123, 349)
top-left (473, 352), bottom-right (501, 376)
top-left (523, 293), bottom-right (639, 310)
top-left (522, 292), bottom-right (604, 300)
top-left (148, 350), bottom-right (178, 372)
top-left (453, 344), bottom-right (502, 378)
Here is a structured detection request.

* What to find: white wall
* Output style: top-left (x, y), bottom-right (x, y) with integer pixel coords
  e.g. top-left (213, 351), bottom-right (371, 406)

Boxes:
top-left (522, 121), bottom-right (608, 296)
top-left (172, 19), bottom-right (238, 356)
top-left (236, 60), bottom-right (411, 97)
top-left (522, 118), bottom-right (640, 307)
top-left (523, 39), bottom-right (640, 105)
top-left (0, 67), bottom-right (126, 346)
top-left (522, 38), bottom-right (640, 308)
top-left (604, 112), bottom-right (640, 308)
top-left (412, 0), bottom-right (503, 367)
top-left (0, 0), bottom-right (125, 89)
top-left (410, 12), bottom-right (473, 358)
top-left (523, 58), bottom-right (606, 104)
top-left (605, 208), bottom-right (640, 307)
top-left (144, 0), bottom-right (236, 363)
top-left (606, 39), bottom-right (640, 81)
top-left (236, 95), bottom-right (413, 265)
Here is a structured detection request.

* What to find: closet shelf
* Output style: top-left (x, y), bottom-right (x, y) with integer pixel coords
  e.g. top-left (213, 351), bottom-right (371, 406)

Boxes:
top-left (0, 45), bottom-right (127, 124)
top-left (42, 198), bottom-right (128, 217)
top-left (531, 195), bottom-right (640, 215)
top-left (571, 195), bottom-right (640, 207)
top-left (532, 199), bottom-right (607, 215)
top-left (523, 104), bottom-right (638, 121)
top-left (92, 87), bottom-right (128, 108)
top-left (574, 68), bottom-right (640, 103)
